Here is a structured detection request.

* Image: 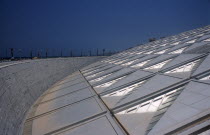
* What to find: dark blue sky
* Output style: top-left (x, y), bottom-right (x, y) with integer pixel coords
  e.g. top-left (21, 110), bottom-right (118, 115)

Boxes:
top-left (1, 0), bottom-right (210, 52)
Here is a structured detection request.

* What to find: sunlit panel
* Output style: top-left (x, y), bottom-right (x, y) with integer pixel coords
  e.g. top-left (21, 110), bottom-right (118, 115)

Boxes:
top-left (186, 39), bottom-right (196, 44)
top-left (144, 59), bottom-right (172, 70)
top-left (102, 59), bottom-right (112, 63)
top-left (114, 59), bottom-right (128, 64)
top-left (168, 47), bottom-right (187, 54)
top-left (200, 75), bottom-right (210, 81)
top-left (171, 42), bottom-right (180, 45)
top-left (103, 81), bottom-right (145, 97)
top-left (197, 34), bottom-right (204, 37)
top-left (87, 71), bottom-right (104, 78)
top-left (160, 44), bottom-right (167, 47)
top-left (117, 89), bottom-right (179, 115)
top-left (89, 73), bottom-right (112, 83)
top-left (204, 38), bottom-right (210, 42)
top-left (146, 87), bottom-right (185, 133)
top-left (107, 58), bottom-right (123, 64)
top-left (122, 59), bottom-right (139, 66)
top-left (144, 51), bottom-right (154, 54)
top-left (154, 49), bottom-right (169, 54)
top-left (84, 70), bottom-right (97, 75)
top-left (131, 59), bottom-right (152, 68)
top-left (94, 76), bottom-right (126, 88)
top-left (165, 59), bottom-right (200, 74)
top-left (108, 60), bottom-right (119, 64)
top-left (136, 51), bottom-right (145, 54)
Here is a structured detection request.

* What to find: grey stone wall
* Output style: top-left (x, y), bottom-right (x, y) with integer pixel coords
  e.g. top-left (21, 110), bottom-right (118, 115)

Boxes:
top-left (0, 57), bottom-right (103, 135)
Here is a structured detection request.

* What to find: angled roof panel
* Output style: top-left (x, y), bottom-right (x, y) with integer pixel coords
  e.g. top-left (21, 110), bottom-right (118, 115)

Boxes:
top-left (31, 97), bottom-right (105, 135)
top-left (55, 115), bottom-right (125, 135)
top-left (113, 74), bottom-right (181, 109)
top-left (192, 54), bottom-right (210, 76)
top-left (142, 54), bottom-right (177, 72)
top-left (197, 33), bottom-right (210, 41)
top-left (166, 43), bottom-right (191, 54)
top-left (183, 42), bottom-right (209, 53)
top-left (100, 70), bottom-right (154, 94)
top-left (163, 58), bottom-right (203, 79)
top-left (90, 67), bottom-right (135, 85)
top-left (83, 64), bottom-right (114, 76)
top-left (93, 76), bottom-right (127, 94)
top-left (148, 81), bottom-right (210, 135)
top-left (86, 66), bottom-right (122, 80)
top-left (161, 54), bottom-right (203, 71)
top-left (114, 86), bottom-right (184, 135)
top-left (130, 55), bottom-right (158, 68)
top-left (48, 81), bottom-right (89, 93)
top-left (41, 87), bottom-right (93, 103)
top-left (198, 74), bottom-right (210, 84)
top-left (34, 87), bottom-right (95, 117)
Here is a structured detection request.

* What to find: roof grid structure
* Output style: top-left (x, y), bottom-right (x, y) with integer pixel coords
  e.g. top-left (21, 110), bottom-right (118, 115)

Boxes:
top-left (24, 25), bottom-right (210, 135)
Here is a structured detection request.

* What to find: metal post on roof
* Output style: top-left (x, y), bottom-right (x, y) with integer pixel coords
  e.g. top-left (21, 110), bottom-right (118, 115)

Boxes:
top-left (30, 49), bottom-right (33, 59)
top-left (46, 49), bottom-right (48, 58)
top-left (6, 48), bottom-right (8, 58)
top-left (10, 48), bottom-right (14, 60)
top-left (103, 49), bottom-right (105, 56)
top-left (89, 50), bottom-right (91, 56)
top-left (37, 50), bottom-right (40, 58)
top-left (18, 49), bottom-right (22, 59)
top-left (81, 49), bottom-right (83, 57)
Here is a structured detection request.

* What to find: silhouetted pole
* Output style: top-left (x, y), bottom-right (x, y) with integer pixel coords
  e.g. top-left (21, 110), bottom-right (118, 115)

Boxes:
top-left (89, 50), bottom-right (91, 56)
top-left (6, 48), bottom-right (8, 58)
top-left (52, 49), bottom-right (55, 57)
top-left (46, 49), bottom-right (48, 58)
top-left (61, 50), bottom-right (63, 57)
top-left (81, 50), bottom-right (83, 57)
top-left (10, 48), bottom-right (14, 59)
top-left (40, 49), bottom-right (43, 58)
top-left (18, 49), bottom-right (22, 59)
top-left (70, 50), bottom-right (73, 57)
top-left (96, 48), bottom-right (98, 56)
top-left (37, 50), bottom-right (40, 58)
top-left (103, 49), bottom-right (105, 56)
top-left (30, 50), bottom-right (33, 59)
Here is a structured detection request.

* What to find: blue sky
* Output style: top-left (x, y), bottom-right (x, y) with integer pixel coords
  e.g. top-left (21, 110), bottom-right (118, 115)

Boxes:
top-left (0, 0), bottom-right (210, 56)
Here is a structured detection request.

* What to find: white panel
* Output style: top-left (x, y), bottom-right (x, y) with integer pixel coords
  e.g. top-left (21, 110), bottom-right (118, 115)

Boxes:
top-left (41, 87), bottom-right (92, 103)
top-left (57, 116), bottom-right (121, 135)
top-left (35, 88), bottom-right (94, 116)
top-left (32, 98), bottom-right (104, 135)
top-left (48, 81), bottom-right (89, 93)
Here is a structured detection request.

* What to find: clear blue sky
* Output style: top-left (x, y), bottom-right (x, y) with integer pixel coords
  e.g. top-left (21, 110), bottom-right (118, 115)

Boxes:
top-left (1, 0), bottom-right (210, 54)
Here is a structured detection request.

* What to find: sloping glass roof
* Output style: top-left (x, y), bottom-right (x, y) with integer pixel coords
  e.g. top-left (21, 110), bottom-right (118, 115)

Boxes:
top-left (24, 25), bottom-right (210, 135)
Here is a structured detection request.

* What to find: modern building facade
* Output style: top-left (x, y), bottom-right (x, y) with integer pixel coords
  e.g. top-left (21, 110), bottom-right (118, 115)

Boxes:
top-left (24, 25), bottom-right (210, 135)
